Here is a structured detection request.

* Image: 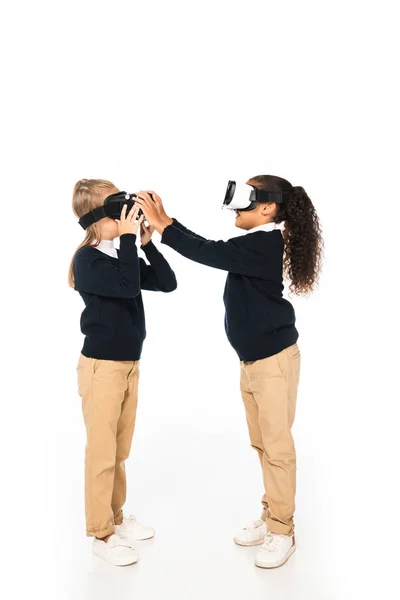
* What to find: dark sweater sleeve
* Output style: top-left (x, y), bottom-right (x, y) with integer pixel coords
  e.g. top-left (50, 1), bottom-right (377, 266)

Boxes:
top-left (161, 223), bottom-right (268, 277)
top-left (74, 234), bottom-right (141, 298)
top-left (139, 240), bottom-right (177, 292)
top-left (170, 218), bottom-right (207, 241)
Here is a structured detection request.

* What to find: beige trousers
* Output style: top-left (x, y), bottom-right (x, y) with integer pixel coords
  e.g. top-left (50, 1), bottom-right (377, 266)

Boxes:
top-left (77, 354), bottom-right (139, 538)
top-left (240, 344), bottom-right (301, 536)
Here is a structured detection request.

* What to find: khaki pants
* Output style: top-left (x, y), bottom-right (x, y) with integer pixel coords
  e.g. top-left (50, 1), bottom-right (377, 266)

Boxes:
top-left (77, 355), bottom-right (139, 538)
top-left (240, 344), bottom-right (300, 536)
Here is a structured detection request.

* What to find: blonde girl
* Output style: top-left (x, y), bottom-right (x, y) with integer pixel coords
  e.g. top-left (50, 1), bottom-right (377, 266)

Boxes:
top-left (69, 180), bottom-right (177, 566)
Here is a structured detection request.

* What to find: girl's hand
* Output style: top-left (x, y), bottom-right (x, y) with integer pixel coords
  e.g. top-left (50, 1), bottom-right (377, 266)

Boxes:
top-left (140, 221), bottom-right (155, 246)
top-left (116, 204), bottom-right (144, 237)
top-left (143, 191), bottom-right (169, 221)
top-left (134, 191), bottom-right (173, 234)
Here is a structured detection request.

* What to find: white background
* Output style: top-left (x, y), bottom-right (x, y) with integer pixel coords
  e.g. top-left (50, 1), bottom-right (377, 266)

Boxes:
top-left (1, 1), bottom-right (399, 599)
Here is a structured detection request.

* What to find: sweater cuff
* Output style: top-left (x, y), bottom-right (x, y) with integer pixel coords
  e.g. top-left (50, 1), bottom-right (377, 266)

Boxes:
top-left (140, 240), bottom-right (159, 255)
top-left (161, 223), bottom-right (182, 248)
top-left (169, 218), bottom-right (186, 232)
top-left (119, 233), bottom-right (137, 252)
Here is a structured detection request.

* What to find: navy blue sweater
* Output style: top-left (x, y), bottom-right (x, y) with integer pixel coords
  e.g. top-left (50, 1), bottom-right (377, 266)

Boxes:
top-left (162, 220), bottom-right (298, 361)
top-left (74, 234), bottom-right (177, 360)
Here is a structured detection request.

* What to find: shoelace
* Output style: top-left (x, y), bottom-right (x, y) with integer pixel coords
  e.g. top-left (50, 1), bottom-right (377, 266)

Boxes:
top-left (116, 515), bottom-right (137, 529)
top-left (244, 519), bottom-right (264, 531)
top-left (125, 515), bottom-right (137, 524)
top-left (108, 535), bottom-right (131, 549)
top-left (261, 532), bottom-right (282, 552)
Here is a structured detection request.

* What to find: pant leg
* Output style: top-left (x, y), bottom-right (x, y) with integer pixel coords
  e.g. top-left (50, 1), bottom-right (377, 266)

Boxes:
top-left (248, 344), bottom-right (301, 536)
top-left (112, 361), bottom-right (140, 524)
top-left (240, 363), bottom-right (265, 466)
top-left (240, 362), bottom-right (272, 521)
top-left (77, 355), bottom-right (131, 538)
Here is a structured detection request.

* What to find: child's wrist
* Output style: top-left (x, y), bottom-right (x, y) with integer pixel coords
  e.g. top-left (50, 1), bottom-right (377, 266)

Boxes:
top-left (157, 216), bottom-right (173, 234)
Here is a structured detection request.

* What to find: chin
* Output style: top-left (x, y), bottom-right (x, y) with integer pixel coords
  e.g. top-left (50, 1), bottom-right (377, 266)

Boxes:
top-left (235, 212), bottom-right (246, 229)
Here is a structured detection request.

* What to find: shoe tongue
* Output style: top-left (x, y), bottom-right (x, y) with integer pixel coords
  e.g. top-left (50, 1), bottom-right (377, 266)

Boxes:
top-left (108, 534), bottom-right (131, 549)
top-left (108, 534), bottom-right (122, 546)
top-left (246, 520), bottom-right (262, 530)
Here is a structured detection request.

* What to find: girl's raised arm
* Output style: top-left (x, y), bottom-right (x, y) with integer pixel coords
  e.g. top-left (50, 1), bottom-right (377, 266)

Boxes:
top-left (74, 233), bottom-right (141, 298)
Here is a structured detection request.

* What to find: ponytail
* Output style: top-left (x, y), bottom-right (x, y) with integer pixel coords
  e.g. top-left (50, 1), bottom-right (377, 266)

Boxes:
top-left (277, 186), bottom-right (323, 295)
top-left (247, 175), bottom-right (323, 295)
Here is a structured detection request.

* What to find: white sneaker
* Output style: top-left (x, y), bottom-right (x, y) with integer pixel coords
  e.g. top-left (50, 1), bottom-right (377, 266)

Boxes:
top-left (255, 531), bottom-right (296, 568)
top-left (234, 519), bottom-right (267, 546)
top-left (92, 533), bottom-right (138, 566)
top-left (115, 514), bottom-right (155, 543)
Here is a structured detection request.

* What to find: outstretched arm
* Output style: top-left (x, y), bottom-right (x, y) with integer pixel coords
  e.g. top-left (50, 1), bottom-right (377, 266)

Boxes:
top-left (169, 219), bottom-right (207, 241)
top-left (160, 226), bottom-right (265, 276)
top-left (134, 192), bottom-right (265, 277)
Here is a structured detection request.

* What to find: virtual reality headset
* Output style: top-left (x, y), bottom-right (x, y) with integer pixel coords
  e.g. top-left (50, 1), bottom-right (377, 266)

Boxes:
top-left (222, 181), bottom-right (290, 212)
top-left (78, 191), bottom-right (142, 230)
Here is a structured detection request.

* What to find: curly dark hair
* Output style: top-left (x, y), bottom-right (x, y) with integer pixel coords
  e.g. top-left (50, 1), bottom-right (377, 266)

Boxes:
top-left (247, 175), bottom-right (323, 295)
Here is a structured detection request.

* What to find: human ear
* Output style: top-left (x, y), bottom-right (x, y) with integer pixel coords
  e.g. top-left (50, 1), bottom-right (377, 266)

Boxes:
top-left (261, 203), bottom-right (273, 215)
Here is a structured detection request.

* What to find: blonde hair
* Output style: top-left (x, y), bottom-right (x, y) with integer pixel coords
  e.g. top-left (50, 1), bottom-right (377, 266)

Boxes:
top-left (68, 179), bottom-right (118, 287)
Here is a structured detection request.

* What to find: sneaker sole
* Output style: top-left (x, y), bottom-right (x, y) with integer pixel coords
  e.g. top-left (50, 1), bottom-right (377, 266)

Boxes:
top-left (93, 550), bottom-right (138, 566)
top-left (255, 544), bottom-right (296, 569)
top-left (133, 533), bottom-right (155, 541)
top-left (115, 529), bottom-right (155, 542)
top-left (233, 536), bottom-right (265, 547)
top-left (118, 533), bottom-right (155, 543)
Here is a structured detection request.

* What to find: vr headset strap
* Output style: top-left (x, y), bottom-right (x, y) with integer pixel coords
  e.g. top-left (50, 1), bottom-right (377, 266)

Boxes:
top-left (78, 205), bottom-right (107, 229)
top-left (255, 190), bottom-right (290, 204)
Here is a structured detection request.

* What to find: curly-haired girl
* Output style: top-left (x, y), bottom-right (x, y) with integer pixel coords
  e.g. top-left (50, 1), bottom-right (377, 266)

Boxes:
top-left (134, 175), bottom-right (323, 569)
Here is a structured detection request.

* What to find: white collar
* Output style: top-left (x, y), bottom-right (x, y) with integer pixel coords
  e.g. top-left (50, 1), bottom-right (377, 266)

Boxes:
top-left (96, 239), bottom-right (118, 258)
top-left (248, 222), bottom-right (283, 234)
top-left (98, 239), bottom-right (115, 248)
